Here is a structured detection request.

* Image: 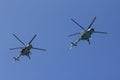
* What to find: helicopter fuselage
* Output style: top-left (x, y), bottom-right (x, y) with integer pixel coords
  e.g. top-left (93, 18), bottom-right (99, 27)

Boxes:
top-left (81, 28), bottom-right (94, 40)
top-left (21, 44), bottom-right (32, 55)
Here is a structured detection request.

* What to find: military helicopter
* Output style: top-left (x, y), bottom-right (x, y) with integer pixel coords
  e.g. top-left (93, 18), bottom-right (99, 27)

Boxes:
top-left (10, 34), bottom-right (46, 61)
top-left (68, 17), bottom-right (107, 47)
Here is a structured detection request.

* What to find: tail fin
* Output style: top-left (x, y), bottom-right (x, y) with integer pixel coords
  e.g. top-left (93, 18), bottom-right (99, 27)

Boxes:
top-left (69, 42), bottom-right (77, 50)
top-left (71, 42), bottom-right (77, 46)
top-left (13, 57), bottom-right (20, 61)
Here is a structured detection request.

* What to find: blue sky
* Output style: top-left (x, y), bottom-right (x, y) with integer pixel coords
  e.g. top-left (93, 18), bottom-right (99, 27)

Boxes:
top-left (0, 0), bottom-right (120, 80)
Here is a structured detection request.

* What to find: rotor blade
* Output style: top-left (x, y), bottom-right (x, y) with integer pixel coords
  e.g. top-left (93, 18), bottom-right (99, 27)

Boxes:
top-left (32, 47), bottom-right (47, 51)
top-left (71, 18), bottom-right (86, 31)
top-left (10, 47), bottom-right (23, 50)
top-left (28, 34), bottom-right (37, 44)
top-left (68, 32), bottom-right (80, 37)
top-left (94, 31), bottom-right (107, 34)
top-left (87, 17), bottom-right (96, 29)
top-left (12, 34), bottom-right (26, 46)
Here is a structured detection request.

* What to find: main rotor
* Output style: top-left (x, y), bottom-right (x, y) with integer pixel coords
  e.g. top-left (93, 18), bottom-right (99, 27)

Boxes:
top-left (10, 34), bottom-right (46, 51)
top-left (68, 17), bottom-right (107, 37)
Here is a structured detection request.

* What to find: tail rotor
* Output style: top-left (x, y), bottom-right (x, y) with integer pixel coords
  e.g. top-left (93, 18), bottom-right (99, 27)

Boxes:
top-left (13, 57), bottom-right (20, 61)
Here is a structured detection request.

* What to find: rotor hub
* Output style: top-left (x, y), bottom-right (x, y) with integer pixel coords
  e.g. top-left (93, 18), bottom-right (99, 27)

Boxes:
top-left (26, 44), bottom-right (32, 49)
top-left (91, 28), bottom-right (94, 31)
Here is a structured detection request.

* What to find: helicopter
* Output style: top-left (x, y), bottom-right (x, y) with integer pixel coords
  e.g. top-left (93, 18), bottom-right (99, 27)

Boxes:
top-left (68, 17), bottom-right (107, 47)
top-left (10, 34), bottom-right (46, 61)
